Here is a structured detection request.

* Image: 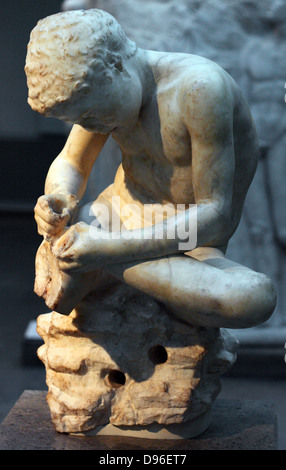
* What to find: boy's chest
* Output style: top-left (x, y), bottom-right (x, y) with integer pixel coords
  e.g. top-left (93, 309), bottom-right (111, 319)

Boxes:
top-left (113, 91), bottom-right (192, 167)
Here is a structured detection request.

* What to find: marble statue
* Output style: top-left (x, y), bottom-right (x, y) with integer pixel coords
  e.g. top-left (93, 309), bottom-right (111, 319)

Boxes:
top-left (25, 9), bottom-right (276, 438)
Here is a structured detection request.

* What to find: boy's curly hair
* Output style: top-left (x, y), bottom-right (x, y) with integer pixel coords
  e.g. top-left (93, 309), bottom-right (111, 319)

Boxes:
top-left (25, 9), bottom-right (137, 115)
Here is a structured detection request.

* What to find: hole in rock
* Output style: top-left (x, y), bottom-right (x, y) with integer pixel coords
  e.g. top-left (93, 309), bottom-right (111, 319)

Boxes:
top-left (148, 345), bottom-right (168, 365)
top-left (107, 369), bottom-right (126, 388)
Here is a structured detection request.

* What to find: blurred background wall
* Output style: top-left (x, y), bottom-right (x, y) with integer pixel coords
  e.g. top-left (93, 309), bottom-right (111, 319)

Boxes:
top-left (0, 0), bottom-right (65, 209)
top-left (1, 0), bottom-right (286, 345)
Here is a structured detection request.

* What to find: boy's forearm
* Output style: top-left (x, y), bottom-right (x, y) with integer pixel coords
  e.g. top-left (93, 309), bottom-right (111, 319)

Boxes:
top-left (45, 156), bottom-right (86, 199)
top-left (52, 203), bottom-right (230, 272)
top-left (45, 124), bottom-right (109, 199)
top-left (102, 203), bottom-right (228, 264)
top-left (85, 207), bottom-right (198, 267)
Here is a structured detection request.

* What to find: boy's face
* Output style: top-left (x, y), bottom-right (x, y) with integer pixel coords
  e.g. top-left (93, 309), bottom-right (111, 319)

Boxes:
top-left (47, 82), bottom-right (121, 134)
top-left (46, 64), bottom-right (143, 134)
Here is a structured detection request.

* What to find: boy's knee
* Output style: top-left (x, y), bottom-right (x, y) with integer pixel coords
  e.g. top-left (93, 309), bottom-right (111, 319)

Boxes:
top-left (220, 272), bottom-right (277, 329)
top-left (251, 273), bottom-right (277, 323)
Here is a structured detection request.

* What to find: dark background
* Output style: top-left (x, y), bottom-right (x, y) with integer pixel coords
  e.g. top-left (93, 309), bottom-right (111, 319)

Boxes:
top-left (0, 0), bottom-right (64, 434)
top-left (0, 1), bottom-right (66, 208)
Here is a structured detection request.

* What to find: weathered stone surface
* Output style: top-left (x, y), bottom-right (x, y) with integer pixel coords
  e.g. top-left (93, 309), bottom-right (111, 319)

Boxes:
top-left (37, 283), bottom-right (238, 435)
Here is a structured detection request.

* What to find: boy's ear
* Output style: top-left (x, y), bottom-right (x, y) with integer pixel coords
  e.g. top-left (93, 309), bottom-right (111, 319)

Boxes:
top-left (106, 51), bottom-right (123, 72)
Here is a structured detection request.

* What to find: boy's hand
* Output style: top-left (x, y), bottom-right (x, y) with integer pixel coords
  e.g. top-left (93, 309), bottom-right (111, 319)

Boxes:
top-left (34, 193), bottom-right (79, 241)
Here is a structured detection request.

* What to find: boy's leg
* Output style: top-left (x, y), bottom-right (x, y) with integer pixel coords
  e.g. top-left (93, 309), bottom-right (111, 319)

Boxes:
top-left (106, 247), bottom-right (277, 329)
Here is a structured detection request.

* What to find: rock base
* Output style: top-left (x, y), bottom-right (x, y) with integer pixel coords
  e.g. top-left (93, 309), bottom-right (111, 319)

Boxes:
top-left (71, 409), bottom-right (212, 440)
top-left (37, 282), bottom-right (239, 435)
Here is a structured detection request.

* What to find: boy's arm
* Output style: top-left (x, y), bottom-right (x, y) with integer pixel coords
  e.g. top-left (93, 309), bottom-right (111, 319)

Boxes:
top-left (52, 75), bottom-right (237, 272)
top-left (34, 124), bottom-right (109, 241)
